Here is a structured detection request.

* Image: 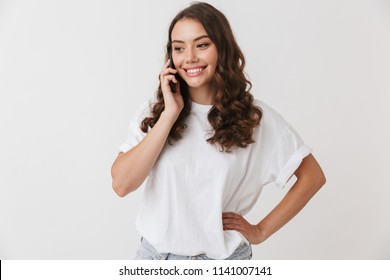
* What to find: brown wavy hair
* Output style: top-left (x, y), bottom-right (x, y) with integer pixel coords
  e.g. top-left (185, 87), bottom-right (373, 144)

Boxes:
top-left (141, 2), bottom-right (262, 152)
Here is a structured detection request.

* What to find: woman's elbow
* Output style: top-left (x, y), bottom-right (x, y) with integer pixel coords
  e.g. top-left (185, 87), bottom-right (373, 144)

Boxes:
top-left (306, 160), bottom-right (326, 190)
top-left (112, 182), bottom-right (126, 197)
top-left (313, 170), bottom-right (326, 190)
top-left (317, 169), bottom-right (326, 189)
top-left (311, 160), bottom-right (326, 191)
top-left (112, 180), bottom-right (137, 197)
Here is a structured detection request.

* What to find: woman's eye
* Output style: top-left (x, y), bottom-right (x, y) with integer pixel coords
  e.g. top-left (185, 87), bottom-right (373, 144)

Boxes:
top-left (197, 43), bottom-right (210, 48)
top-left (174, 47), bottom-right (184, 52)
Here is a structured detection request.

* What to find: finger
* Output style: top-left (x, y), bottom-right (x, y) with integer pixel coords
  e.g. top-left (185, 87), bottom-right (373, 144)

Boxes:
top-left (222, 212), bottom-right (241, 219)
top-left (160, 71), bottom-right (174, 82)
top-left (162, 59), bottom-right (178, 71)
top-left (222, 216), bottom-right (246, 227)
top-left (163, 59), bottom-right (171, 69)
top-left (163, 74), bottom-right (176, 88)
top-left (223, 219), bottom-right (250, 231)
top-left (161, 75), bottom-right (178, 94)
top-left (223, 223), bottom-right (245, 232)
top-left (222, 218), bottom-right (240, 225)
top-left (223, 215), bottom-right (248, 229)
top-left (160, 69), bottom-right (178, 81)
top-left (163, 74), bottom-right (177, 85)
top-left (161, 60), bottom-right (171, 75)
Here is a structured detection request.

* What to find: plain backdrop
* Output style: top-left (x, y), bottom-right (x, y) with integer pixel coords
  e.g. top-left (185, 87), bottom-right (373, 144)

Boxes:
top-left (0, 0), bottom-right (389, 259)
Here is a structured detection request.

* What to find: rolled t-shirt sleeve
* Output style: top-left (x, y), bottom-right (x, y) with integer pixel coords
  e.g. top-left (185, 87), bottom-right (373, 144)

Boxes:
top-left (118, 100), bottom-right (151, 153)
top-left (263, 123), bottom-right (312, 189)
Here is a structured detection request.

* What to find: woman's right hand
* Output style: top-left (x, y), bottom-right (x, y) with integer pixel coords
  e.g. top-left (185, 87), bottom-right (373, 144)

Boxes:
top-left (160, 59), bottom-right (184, 121)
top-left (112, 60), bottom-right (184, 197)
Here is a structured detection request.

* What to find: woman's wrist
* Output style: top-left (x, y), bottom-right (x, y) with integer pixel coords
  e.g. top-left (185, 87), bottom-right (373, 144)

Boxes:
top-left (254, 223), bottom-right (270, 244)
top-left (160, 110), bottom-right (180, 125)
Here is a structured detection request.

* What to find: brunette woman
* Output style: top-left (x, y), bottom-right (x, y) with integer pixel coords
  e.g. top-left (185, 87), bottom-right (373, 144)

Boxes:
top-left (111, 2), bottom-right (326, 260)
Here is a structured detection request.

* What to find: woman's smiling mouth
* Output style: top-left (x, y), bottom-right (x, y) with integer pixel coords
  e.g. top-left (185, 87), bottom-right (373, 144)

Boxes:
top-left (184, 66), bottom-right (207, 76)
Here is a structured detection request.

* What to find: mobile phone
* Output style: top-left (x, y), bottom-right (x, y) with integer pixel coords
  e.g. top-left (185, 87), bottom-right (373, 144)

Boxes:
top-left (168, 46), bottom-right (177, 93)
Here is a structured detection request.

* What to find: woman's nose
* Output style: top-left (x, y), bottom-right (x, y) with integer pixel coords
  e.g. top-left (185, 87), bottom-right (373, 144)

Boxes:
top-left (185, 48), bottom-right (199, 63)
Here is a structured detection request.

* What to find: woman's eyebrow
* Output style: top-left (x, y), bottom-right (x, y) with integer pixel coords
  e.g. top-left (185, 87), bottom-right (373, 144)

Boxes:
top-left (172, 35), bottom-right (209, 44)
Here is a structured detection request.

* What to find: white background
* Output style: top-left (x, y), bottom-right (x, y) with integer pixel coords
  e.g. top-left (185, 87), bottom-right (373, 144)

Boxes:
top-left (0, 0), bottom-right (389, 259)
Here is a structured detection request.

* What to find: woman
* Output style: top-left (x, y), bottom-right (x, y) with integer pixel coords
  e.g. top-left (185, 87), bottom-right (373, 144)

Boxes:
top-left (111, 2), bottom-right (326, 260)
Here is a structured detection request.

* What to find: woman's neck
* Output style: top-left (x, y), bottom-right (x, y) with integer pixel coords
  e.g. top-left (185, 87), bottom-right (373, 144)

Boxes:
top-left (188, 85), bottom-right (216, 105)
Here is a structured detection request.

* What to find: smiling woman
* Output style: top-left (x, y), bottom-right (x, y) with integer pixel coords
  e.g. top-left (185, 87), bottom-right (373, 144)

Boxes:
top-left (143, 3), bottom-right (263, 151)
top-left (170, 20), bottom-right (218, 100)
top-left (111, 2), bottom-right (326, 260)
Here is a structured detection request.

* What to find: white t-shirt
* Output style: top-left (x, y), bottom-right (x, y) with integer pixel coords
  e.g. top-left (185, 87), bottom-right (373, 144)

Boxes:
top-left (119, 98), bottom-right (311, 259)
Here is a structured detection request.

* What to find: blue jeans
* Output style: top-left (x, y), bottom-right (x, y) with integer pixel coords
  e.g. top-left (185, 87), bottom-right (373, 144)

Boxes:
top-left (135, 238), bottom-right (252, 260)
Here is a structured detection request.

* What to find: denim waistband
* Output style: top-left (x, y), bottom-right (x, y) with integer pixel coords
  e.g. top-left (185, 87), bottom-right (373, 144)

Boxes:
top-left (135, 237), bottom-right (252, 260)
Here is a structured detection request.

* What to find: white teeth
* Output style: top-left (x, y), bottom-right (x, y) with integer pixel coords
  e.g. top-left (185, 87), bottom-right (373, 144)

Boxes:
top-left (187, 68), bottom-right (204, 74)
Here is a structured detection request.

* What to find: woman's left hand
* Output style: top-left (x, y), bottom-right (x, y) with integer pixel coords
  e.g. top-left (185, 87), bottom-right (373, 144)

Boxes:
top-left (222, 212), bottom-right (266, 245)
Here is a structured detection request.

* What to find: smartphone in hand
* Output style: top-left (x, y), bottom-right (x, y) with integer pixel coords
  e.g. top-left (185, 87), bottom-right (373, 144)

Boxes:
top-left (168, 46), bottom-right (178, 93)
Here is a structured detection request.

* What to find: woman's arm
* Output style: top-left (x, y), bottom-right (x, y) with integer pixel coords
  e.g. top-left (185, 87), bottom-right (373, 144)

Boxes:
top-left (111, 112), bottom-right (178, 197)
top-left (111, 60), bottom-right (183, 197)
top-left (222, 153), bottom-right (326, 244)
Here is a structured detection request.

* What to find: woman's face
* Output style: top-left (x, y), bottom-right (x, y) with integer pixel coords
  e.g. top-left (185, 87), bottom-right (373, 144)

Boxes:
top-left (171, 18), bottom-right (218, 95)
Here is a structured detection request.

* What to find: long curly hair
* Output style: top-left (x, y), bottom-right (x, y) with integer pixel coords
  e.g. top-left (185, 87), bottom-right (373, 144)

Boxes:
top-left (141, 2), bottom-right (262, 152)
